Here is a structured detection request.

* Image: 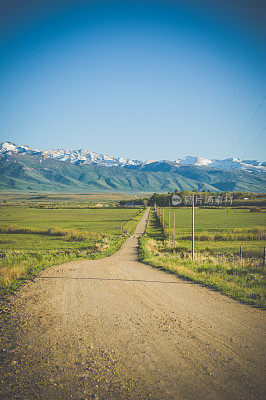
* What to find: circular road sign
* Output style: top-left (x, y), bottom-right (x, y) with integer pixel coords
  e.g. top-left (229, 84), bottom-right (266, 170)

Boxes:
top-left (172, 194), bottom-right (182, 206)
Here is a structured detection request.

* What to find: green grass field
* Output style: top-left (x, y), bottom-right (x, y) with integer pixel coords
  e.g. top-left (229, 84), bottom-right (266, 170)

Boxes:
top-left (0, 206), bottom-right (144, 296)
top-left (159, 207), bottom-right (266, 257)
top-left (0, 206), bottom-right (140, 233)
top-left (139, 209), bottom-right (266, 308)
top-left (162, 207), bottom-right (266, 231)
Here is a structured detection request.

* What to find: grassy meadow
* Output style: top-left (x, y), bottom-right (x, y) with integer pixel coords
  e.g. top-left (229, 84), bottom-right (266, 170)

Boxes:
top-left (139, 208), bottom-right (266, 308)
top-left (159, 207), bottom-right (266, 257)
top-left (0, 205), bottom-right (144, 295)
top-left (0, 206), bottom-right (141, 235)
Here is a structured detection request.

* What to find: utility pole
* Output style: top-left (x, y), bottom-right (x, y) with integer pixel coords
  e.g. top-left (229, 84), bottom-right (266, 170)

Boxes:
top-left (192, 193), bottom-right (195, 261)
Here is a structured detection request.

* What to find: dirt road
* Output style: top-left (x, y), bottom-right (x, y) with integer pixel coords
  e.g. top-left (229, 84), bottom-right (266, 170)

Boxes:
top-left (0, 208), bottom-right (265, 399)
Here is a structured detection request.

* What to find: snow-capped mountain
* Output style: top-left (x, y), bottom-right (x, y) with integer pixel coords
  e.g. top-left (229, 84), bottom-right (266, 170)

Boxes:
top-left (175, 156), bottom-right (213, 167)
top-left (174, 156), bottom-right (266, 171)
top-left (42, 148), bottom-right (143, 167)
top-left (0, 141), bottom-right (142, 167)
top-left (0, 141), bottom-right (265, 172)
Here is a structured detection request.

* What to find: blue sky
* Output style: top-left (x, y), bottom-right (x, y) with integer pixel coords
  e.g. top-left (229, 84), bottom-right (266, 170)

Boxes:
top-left (0, 0), bottom-right (265, 161)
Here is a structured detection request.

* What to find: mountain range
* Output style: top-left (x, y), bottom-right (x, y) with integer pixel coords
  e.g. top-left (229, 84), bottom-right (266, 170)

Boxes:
top-left (1, 141), bottom-right (265, 172)
top-left (0, 142), bottom-right (265, 193)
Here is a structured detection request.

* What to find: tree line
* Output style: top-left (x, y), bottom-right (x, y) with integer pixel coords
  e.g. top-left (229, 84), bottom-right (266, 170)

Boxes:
top-left (119, 190), bottom-right (265, 207)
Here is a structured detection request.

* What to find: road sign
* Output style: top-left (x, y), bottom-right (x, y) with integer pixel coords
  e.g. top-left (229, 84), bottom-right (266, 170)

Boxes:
top-left (172, 194), bottom-right (182, 206)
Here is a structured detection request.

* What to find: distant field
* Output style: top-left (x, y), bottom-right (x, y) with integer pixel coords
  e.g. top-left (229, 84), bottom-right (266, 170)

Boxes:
top-left (0, 206), bottom-right (139, 235)
top-left (161, 207), bottom-right (266, 256)
top-left (0, 192), bottom-right (148, 203)
top-left (165, 207), bottom-right (266, 232)
top-left (0, 206), bottom-right (144, 296)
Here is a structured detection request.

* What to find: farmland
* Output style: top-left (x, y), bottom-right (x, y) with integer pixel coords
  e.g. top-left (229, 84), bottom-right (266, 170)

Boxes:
top-left (0, 205), bottom-right (144, 295)
top-left (0, 206), bottom-right (142, 235)
top-left (0, 192), bottom-right (148, 204)
top-left (1, 202), bottom-right (265, 307)
top-left (157, 207), bottom-right (266, 255)
top-left (139, 207), bottom-right (266, 308)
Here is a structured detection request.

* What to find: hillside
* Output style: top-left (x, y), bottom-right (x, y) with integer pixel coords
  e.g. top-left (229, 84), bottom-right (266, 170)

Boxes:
top-left (0, 153), bottom-right (265, 193)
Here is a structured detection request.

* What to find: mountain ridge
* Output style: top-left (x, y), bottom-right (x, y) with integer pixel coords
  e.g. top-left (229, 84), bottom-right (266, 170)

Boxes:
top-left (1, 141), bottom-right (265, 172)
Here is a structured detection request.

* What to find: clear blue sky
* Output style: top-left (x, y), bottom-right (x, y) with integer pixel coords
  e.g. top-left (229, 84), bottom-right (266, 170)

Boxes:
top-left (0, 0), bottom-right (265, 161)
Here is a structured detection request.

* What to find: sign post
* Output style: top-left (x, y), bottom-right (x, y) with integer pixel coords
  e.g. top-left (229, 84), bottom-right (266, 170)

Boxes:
top-left (171, 194), bottom-right (182, 249)
top-left (192, 194), bottom-right (195, 261)
top-left (173, 212), bottom-right (176, 248)
top-left (169, 210), bottom-right (171, 242)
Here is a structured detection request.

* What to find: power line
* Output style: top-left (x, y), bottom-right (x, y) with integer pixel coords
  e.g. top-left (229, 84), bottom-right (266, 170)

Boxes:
top-left (227, 95), bottom-right (266, 158)
top-left (243, 126), bottom-right (266, 159)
